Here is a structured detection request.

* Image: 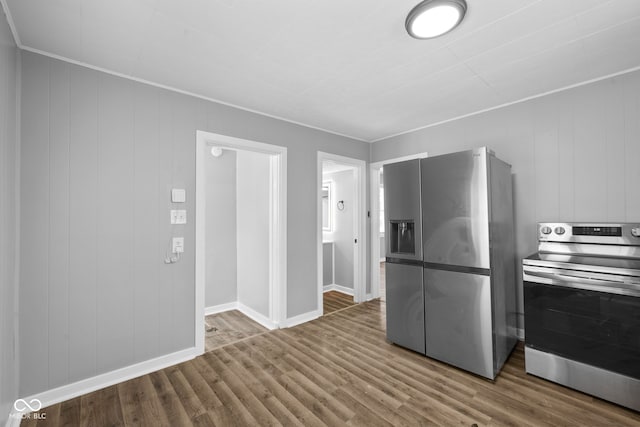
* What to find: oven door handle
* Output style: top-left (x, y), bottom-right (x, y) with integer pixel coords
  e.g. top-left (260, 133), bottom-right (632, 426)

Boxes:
top-left (523, 269), bottom-right (640, 297)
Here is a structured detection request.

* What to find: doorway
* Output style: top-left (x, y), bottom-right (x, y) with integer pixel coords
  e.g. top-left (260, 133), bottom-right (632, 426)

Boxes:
top-left (195, 131), bottom-right (287, 355)
top-left (369, 152), bottom-right (429, 301)
top-left (317, 152), bottom-right (366, 315)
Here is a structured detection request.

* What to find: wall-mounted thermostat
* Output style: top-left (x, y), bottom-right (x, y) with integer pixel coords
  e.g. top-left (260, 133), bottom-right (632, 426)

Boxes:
top-left (171, 189), bottom-right (186, 203)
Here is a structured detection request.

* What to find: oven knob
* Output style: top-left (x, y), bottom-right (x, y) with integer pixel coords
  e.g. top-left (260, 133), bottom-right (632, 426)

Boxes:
top-left (632, 228), bottom-right (640, 238)
top-left (541, 226), bottom-right (552, 235)
top-left (554, 227), bottom-right (566, 235)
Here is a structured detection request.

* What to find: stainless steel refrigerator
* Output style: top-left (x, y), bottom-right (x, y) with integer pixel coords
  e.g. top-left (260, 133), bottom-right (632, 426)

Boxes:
top-left (384, 147), bottom-right (517, 379)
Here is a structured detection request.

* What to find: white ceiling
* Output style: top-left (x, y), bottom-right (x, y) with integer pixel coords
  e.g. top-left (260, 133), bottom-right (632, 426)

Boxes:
top-left (4, 0), bottom-right (640, 142)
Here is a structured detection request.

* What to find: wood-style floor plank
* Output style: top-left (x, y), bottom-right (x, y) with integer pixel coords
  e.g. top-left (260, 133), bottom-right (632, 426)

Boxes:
top-left (322, 290), bottom-right (355, 314)
top-left (118, 374), bottom-right (171, 427)
top-left (24, 300), bottom-right (640, 426)
top-left (147, 370), bottom-right (193, 426)
top-left (204, 310), bottom-right (267, 352)
top-left (79, 385), bottom-right (125, 427)
top-left (57, 394), bottom-right (81, 427)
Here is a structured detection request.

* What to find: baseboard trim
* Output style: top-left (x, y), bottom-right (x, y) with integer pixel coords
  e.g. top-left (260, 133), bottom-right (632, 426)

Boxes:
top-left (205, 301), bottom-right (277, 330)
top-left (323, 284), bottom-right (354, 296)
top-left (237, 303), bottom-right (277, 330)
top-left (8, 346), bottom-right (198, 423)
top-left (204, 301), bottom-right (239, 316)
top-left (280, 309), bottom-right (321, 328)
top-left (5, 412), bottom-right (20, 427)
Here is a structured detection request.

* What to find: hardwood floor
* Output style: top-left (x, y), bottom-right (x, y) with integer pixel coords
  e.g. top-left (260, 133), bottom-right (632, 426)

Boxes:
top-left (323, 290), bottom-right (355, 314)
top-left (23, 300), bottom-right (640, 426)
top-left (204, 310), bottom-right (267, 352)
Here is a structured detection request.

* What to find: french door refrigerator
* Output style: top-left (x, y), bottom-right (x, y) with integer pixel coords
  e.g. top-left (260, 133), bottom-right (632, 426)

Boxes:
top-left (383, 159), bottom-right (424, 354)
top-left (384, 147), bottom-right (517, 379)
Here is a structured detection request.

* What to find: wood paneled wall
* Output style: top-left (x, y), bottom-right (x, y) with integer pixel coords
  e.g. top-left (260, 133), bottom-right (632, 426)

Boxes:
top-left (18, 50), bottom-right (369, 397)
top-left (20, 53), bottom-right (196, 395)
top-left (0, 11), bottom-right (19, 423)
top-left (372, 70), bottom-right (640, 330)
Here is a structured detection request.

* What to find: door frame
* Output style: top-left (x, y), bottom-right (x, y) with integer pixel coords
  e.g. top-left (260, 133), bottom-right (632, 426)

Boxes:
top-left (369, 152), bottom-right (429, 299)
top-left (317, 152), bottom-right (367, 312)
top-left (195, 130), bottom-right (287, 355)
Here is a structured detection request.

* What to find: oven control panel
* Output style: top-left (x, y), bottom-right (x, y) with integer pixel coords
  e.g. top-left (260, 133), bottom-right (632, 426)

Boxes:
top-left (538, 223), bottom-right (640, 245)
top-left (573, 226), bottom-right (622, 237)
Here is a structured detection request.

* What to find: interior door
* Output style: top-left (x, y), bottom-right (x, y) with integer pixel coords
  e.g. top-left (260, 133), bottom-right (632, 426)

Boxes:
top-left (424, 268), bottom-right (493, 378)
top-left (421, 149), bottom-right (490, 269)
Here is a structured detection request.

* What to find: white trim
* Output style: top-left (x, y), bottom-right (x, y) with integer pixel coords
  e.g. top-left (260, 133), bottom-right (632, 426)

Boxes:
top-left (7, 347), bottom-right (198, 423)
top-left (370, 65), bottom-right (640, 143)
top-left (269, 151), bottom-right (287, 327)
top-left (195, 130), bottom-right (287, 354)
top-left (517, 328), bottom-right (525, 341)
top-left (195, 134), bottom-right (207, 355)
top-left (369, 152), bottom-right (429, 299)
top-left (11, 46), bottom-right (22, 427)
top-left (323, 284), bottom-right (355, 296)
top-left (18, 46), bottom-right (366, 143)
top-left (204, 302), bottom-right (239, 316)
top-left (5, 414), bottom-right (19, 427)
top-left (0, 0), bottom-right (21, 46)
top-left (237, 303), bottom-right (277, 330)
top-left (279, 309), bottom-right (321, 329)
top-left (203, 301), bottom-right (279, 330)
top-left (317, 152), bottom-right (367, 315)
top-left (370, 152), bottom-right (430, 167)
top-left (4, 6), bottom-right (640, 146)
top-left (12, 46), bottom-right (640, 146)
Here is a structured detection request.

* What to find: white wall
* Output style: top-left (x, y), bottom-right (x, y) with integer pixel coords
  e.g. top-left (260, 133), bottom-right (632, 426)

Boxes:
top-left (0, 7), bottom-right (19, 423)
top-left (371, 69), bottom-right (640, 331)
top-left (323, 170), bottom-right (355, 289)
top-left (18, 50), bottom-right (369, 397)
top-left (205, 148), bottom-right (237, 308)
top-left (236, 151), bottom-right (271, 316)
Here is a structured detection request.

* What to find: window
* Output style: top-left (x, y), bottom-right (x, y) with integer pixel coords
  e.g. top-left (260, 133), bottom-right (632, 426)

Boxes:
top-left (322, 181), bottom-right (332, 231)
top-left (379, 184), bottom-right (385, 233)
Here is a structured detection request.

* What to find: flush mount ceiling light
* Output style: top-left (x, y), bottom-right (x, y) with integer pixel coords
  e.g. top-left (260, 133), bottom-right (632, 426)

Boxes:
top-left (405, 0), bottom-right (467, 39)
top-left (210, 147), bottom-right (223, 157)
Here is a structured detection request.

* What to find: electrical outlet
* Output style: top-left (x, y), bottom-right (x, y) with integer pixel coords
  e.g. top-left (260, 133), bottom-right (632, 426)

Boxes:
top-left (170, 210), bottom-right (187, 224)
top-left (172, 237), bottom-right (184, 253)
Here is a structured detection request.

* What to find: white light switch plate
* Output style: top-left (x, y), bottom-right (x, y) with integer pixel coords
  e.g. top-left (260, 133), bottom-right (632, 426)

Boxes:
top-left (170, 210), bottom-right (187, 224)
top-left (172, 237), bottom-right (184, 253)
top-left (171, 189), bottom-right (186, 203)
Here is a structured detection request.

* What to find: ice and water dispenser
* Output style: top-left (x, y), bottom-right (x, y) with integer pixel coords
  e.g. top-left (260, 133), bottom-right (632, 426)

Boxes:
top-left (389, 220), bottom-right (416, 255)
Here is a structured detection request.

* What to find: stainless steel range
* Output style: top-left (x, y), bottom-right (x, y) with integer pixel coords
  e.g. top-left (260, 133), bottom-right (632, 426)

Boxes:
top-left (523, 223), bottom-right (640, 412)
